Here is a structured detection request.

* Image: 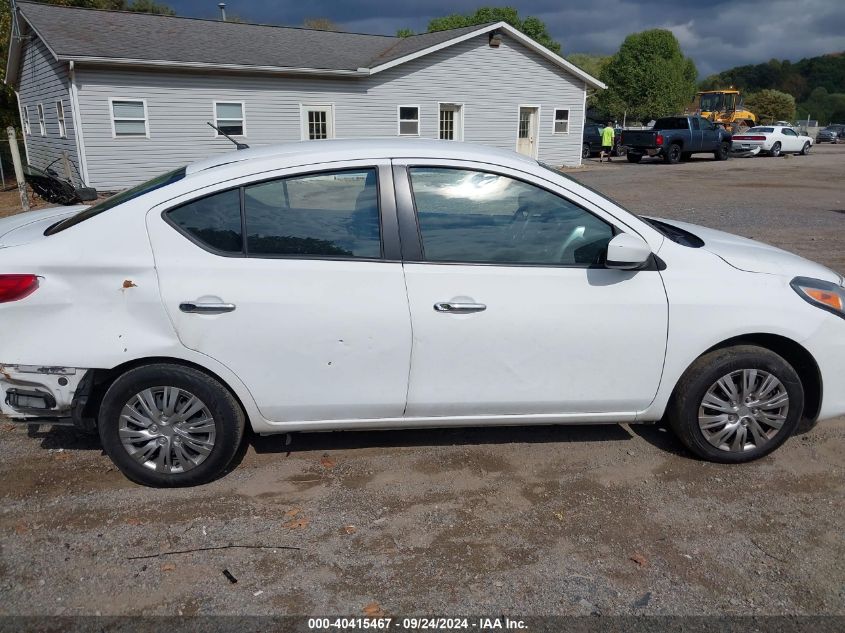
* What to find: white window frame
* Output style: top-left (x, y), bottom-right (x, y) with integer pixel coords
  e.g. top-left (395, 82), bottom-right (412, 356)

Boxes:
top-left (109, 98), bottom-right (150, 139)
top-left (22, 105), bottom-right (31, 135)
top-left (213, 100), bottom-right (246, 138)
top-left (553, 108), bottom-right (570, 135)
top-left (397, 105), bottom-right (421, 136)
top-left (437, 102), bottom-right (464, 141)
top-left (37, 103), bottom-right (45, 136)
top-left (56, 100), bottom-right (67, 138)
top-left (299, 103), bottom-right (336, 141)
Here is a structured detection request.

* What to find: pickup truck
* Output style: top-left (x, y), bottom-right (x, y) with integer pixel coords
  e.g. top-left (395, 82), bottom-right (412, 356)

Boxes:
top-left (621, 116), bottom-right (732, 164)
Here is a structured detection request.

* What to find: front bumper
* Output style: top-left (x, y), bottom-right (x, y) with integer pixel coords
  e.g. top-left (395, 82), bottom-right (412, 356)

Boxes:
top-left (802, 315), bottom-right (845, 422)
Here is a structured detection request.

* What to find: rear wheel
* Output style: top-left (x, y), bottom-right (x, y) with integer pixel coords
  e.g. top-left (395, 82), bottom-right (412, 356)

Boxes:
top-left (664, 143), bottom-right (682, 164)
top-left (769, 142), bottom-right (782, 157)
top-left (714, 141), bottom-right (730, 161)
top-left (667, 345), bottom-right (803, 463)
top-left (800, 141), bottom-right (811, 155)
top-left (626, 152), bottom-right (642, 163)
top-left (98, 364), bottom-right (245, 487)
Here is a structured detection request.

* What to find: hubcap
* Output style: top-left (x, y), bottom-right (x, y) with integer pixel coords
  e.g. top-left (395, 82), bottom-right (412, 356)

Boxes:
top-left (119, 387), bottom-right (216, 473)
top-left (698, 369), bottom-right (789, 452)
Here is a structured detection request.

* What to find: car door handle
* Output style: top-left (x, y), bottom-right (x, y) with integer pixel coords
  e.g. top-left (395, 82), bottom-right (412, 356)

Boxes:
top-left (433, 302), bottom-right (487, 314)
top-left (179, 302), bottom-right (236, 315)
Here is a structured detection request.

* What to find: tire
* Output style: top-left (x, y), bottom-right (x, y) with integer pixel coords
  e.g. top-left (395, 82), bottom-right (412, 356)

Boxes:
top-left (626, 152), bottom-right (642, 163)
top-left (714, 141), bottom-right (730, 161)
top-left (769, 142), bottom-right (781, 157)
top-left (664, 143), bottom-right (682, 164)
top-left (666, 345), bottom-right (803, 463)
top-left (582, 143), bottom-right (590, 159)
top-left (98, 363), bottom-right (246, 487)
top-left (614, 144), bottom-right (626, 157)
top-left (800, 142), bottom-right (811, 155)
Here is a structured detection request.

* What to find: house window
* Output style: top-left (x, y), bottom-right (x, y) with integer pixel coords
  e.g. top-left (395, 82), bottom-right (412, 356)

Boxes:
top-left (56, 100), bottom-right (67, 138)
top-left (398, 106), bottom-right (420, 136)
top-left (37, 103), bottom-right (45, 136)
top-left (439, 104), bottom-right (463, 141)
top-left (553, 109), bottom-right (570, 134)
top-left (214, 101), bottom-right (245, 136)
top-left (22, 105), bottom-right (31, 135)
top-left (300, 105), bottom-right (335, 140)
top-left (110, 99), bottom-right (149, 137)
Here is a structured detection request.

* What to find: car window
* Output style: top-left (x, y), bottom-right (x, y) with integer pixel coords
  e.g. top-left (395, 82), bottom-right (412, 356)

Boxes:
top-left (409, 167), bottom-right (614, 266)
top-left (243, 169), bottom-right (381, 258)
top-left (749, 127), bottom-right (774, 133)
top-left (691, 118), bottom-right (701, 130)
top-left (701, 119), bottom-right (716, 131)
top-left (167, 188), bottom-right (243, 254)
top-left (782, 128), bottom-right (797, 136)
top-left (653, 117), bottom-right (690, 130)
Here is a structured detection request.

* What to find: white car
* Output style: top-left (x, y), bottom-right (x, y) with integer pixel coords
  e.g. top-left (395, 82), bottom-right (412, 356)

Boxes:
top-left (1, 140), bottom-right (844, 487)
top-left (732, 125), bottom-right (814, 156)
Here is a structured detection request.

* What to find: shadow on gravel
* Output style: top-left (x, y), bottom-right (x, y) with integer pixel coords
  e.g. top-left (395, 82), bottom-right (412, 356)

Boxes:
top-left (628, 423), bottom-right (691, 458)
top-left (250, 423), bottom-right (638, 455)
top-left (24, 424), bottom-right (102, 452)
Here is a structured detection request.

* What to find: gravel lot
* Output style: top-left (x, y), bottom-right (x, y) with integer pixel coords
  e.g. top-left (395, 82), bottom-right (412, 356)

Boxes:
top-left (0, 145), bottom-right (844, 620)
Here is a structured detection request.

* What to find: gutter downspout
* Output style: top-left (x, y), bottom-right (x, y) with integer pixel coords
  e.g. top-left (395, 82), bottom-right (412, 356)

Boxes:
top-left (68, 60), bottom-right (90, 186)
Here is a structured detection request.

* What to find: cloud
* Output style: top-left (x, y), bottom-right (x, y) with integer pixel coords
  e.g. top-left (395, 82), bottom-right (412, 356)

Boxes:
top-left (168, 0), bottom-right (844, 76)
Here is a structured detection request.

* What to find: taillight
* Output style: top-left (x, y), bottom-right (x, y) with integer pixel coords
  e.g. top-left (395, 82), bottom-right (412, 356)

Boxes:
top-left (733, 135), bottom-right (766, 141)
top-left (0, 275), bottom-right (39, 303)
top-left (656, 134), bottom-right (664, 146)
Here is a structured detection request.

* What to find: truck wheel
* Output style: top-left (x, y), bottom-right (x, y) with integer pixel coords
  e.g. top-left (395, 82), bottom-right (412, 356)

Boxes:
top-left (664, 143), bottom-right (682, 164)
top-left (614, 144), bottom-right (626, 157)
top-left (582, 144), bottom-right (590, 159)
top-left (626, 153), bottom-right (642, 163)
top-left (769, 142), bottom-right (781, 157)
top-left (714, 142), bottom-right (730, 161)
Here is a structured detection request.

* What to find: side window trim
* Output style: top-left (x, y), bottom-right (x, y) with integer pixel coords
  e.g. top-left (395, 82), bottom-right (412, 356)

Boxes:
top-left (161, 164), bottom-right (401, 262)
top-left (395, 162), bottom-right (618, 268)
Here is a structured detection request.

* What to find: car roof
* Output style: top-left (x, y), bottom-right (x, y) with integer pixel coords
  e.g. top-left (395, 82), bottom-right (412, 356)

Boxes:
top-left (185, 138), bottom-right (538, 176)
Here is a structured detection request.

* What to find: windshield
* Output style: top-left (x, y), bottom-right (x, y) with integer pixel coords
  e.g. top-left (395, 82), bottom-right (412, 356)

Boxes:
top-left (698, 93), bottom-right (724, 112)
top-left (45, 167), bottom-right (187, 235)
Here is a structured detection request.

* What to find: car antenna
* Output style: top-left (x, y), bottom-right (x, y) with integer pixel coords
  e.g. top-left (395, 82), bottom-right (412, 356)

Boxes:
top-left (207, 122), bottom-right (250, 150)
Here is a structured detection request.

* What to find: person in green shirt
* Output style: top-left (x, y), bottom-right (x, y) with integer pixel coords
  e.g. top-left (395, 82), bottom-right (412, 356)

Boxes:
top-left (600, 122), bottom-right (615, 162)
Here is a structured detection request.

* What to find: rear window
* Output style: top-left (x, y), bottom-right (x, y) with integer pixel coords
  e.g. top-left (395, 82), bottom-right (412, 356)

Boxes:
top-left (748, 127), bottom-right (774, 133)
top-left (653, 118), bottom-right (690, 130)
top-left (45, 167), bottom-right (186, 235)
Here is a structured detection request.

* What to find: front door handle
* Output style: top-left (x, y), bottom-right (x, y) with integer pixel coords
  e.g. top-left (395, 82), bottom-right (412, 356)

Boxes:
top-left (434, 302), bottom-right (487, 314)
top-left (179, 302), bottom-right (236, 315)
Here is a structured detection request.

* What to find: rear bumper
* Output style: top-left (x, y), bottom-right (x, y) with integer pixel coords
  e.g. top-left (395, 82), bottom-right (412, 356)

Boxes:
top-left (0, 365), bottom-right (93, 429)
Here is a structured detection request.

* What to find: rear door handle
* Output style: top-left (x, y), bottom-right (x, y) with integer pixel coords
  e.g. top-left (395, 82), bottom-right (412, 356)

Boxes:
top-left (434, 302), bottom-right (487, 314)
top-left (179, 302), bottom-right (236, 315)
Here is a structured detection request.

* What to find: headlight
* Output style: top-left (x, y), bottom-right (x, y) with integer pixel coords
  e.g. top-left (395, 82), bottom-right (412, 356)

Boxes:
top-left (791, 276), bottom-right (845, 319)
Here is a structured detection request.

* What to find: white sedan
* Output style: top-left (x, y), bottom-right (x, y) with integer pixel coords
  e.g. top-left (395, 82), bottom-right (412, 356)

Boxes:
top-left (1, 139), bottom-right (844, 487)
top-left (732, 125), bottom-right (814, 156)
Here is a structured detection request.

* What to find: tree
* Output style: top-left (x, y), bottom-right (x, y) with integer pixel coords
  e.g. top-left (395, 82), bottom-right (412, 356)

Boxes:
top-left (425, 6), bottom-right (561, 54)
top-left (796, 87), bottom-right (845, 124)
top-left (746, 89), bottom-right (796, 123)
top-left (303, 17), bottom-right (338, 31)
top-left (126, 0), bottom-right (175, 15)
top-left (566, 53), bottom-right (611, 109)
top-left (597, 29), bottom-right (697, 121)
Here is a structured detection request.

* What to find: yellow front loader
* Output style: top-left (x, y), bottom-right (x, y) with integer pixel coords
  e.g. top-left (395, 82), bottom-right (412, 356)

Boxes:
top-left (688, 89), bottom-right (757, 130)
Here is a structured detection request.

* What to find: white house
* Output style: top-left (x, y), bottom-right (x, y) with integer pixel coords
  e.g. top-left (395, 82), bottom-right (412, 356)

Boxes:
top-left (5, 1), bottom-right (605, 191)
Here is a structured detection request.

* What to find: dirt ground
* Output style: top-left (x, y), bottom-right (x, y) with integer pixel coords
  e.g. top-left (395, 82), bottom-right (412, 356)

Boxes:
top-left (0, 145), bottom-right (844, 620)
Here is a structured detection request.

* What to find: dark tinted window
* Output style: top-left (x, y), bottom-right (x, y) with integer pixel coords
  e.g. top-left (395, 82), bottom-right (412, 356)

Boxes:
top-left (167, 189), bottom-right (243, 253)
top-left (244, 169), bottom-right (380, 258)
top-left (46, 167), bottom-right (186, 235)
top-left (409, 167), bottom-right (613, 266)
top-left (691, 118), bottom-right (700, 130)
top-left (654, 117), bottom-right (690, 130)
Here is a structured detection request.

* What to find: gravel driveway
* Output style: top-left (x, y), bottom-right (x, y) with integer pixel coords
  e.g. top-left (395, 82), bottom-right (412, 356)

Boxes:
top-left (0, 145), bottom-right (843, 623)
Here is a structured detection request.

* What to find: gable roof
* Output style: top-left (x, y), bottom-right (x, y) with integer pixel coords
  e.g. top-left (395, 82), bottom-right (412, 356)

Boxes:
top-left (6, 2), bottom-right (605, 89)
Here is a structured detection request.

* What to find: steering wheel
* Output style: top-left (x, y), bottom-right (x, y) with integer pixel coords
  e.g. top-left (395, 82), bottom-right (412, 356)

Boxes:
top-left (557, 226), bottom-right (586, 263)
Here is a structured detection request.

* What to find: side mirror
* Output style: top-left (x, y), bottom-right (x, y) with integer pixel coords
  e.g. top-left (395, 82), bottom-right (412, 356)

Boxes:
top-left (606, 233), bottom-right (652, 270)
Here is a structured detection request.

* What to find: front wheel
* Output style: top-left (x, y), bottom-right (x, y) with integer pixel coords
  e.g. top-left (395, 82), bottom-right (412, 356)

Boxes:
top-left (667, 345), bottom-right (803, 463)
top-left (714, 141), bottom-right (730, 161)
top-left (769, 142), bottom-right (782, 157)
top-left (98, 364), bottom-right (246, 487)
top-left (800, 142), bottom-right (811, 155)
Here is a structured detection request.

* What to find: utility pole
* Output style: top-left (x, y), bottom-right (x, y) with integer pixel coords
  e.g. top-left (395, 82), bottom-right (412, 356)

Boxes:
top-left (218, 2), bottom-right (226, 21)
top-left (6, 127), bottom-right (29, 213)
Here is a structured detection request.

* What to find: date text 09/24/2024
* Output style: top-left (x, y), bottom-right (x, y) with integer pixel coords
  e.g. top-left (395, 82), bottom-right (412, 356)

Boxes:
top-left (307, 618), bottom-right (528, 630)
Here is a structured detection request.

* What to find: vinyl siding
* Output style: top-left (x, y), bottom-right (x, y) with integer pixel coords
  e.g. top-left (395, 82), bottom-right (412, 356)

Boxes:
top-left (16, 36), bottom-right (81, 181)
top-left (75, 33), bottom-right (586, 190)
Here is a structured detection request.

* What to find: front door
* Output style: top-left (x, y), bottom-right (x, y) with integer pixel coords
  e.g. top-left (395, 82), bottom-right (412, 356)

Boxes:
top-left (395, 161), bottom-right (668, 417)
top-left (147, 161), bottom-right (412, 423)
top-left (517, 107), bottom-right (538, 158)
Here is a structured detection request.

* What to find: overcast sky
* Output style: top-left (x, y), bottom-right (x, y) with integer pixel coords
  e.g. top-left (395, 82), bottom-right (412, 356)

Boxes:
top-left (167, 0), bottom-right (844, 77)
